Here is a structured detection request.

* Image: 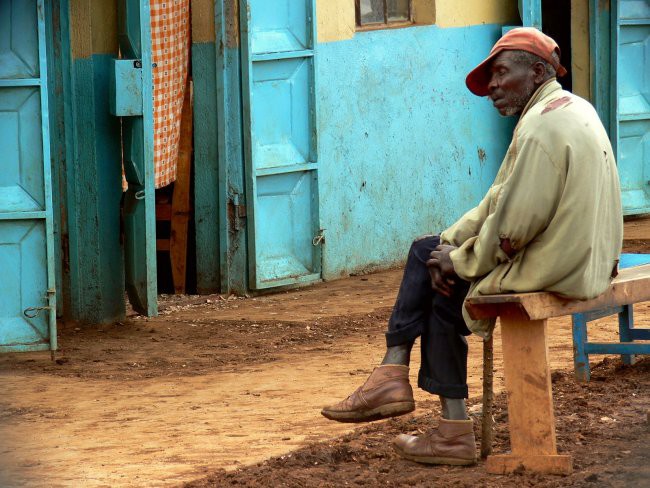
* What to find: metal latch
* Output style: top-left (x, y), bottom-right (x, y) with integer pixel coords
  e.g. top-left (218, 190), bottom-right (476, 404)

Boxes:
top-left (312, 229), bottom-right (325, 246)
top-left (24, 288), bottom-right (56, 319)
top-left (109, 59), bottom-right (143, 116)
top-left (23, 307), bottom-right (52, 319)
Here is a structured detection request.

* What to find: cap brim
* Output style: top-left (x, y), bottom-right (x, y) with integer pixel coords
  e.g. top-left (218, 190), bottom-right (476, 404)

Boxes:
top-left (465, 51), bottom-right (500, 97)
top-left (466, 50), bottom-right (569, 97)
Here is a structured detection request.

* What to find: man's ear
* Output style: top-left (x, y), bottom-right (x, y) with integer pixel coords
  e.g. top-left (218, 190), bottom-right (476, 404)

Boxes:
top-left (532, 61), bottom-right (547, 84)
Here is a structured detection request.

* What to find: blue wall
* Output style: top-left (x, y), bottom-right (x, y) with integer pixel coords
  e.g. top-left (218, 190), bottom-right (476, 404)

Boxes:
top-left (316, 24), bottom-right (515, 279)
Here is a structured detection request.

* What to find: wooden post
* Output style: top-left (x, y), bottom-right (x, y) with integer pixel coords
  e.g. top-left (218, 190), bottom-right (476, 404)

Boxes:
top-left (486, 310), bottom-right (572, 475)
top-left (480, 334), bottom-right (494, 458)
top-left (170, 79), bottom-right (194, 294)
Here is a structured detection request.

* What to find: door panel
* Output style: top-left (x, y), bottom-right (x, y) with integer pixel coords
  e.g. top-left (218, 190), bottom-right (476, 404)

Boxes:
top-left (0, 221), bottom-right (49, 348)
top-left (0, 1), bottom-right (40, 78)
top-left (250, 1), bottom-right (310, 53)
top-left (251, 58), bottom-right (313, 169)
top-left (0, 87), bottom-right (45, 212)
top-left (117, 0), bottom-right (157, 315)
top-left (241, 0), bottom-right (321, 290)
top-left (0, 0), bottom-right (56, 353)
top-left (256, 171), bottom-right (317, 284)
top-left (614, 0), bottom-right (650, 214)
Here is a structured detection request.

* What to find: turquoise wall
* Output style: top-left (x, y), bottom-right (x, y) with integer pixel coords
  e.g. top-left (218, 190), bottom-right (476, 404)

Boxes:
top-left (66, 55), bottom-right (125, 322)
top-left (316, 24), bottom-right (515, 279)
top-left (192, 41), bottom-right (221, 294)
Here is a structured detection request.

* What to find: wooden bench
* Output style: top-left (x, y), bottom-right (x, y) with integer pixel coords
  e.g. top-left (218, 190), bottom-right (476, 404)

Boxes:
top-left (465, 263), bottom-right (650, 475)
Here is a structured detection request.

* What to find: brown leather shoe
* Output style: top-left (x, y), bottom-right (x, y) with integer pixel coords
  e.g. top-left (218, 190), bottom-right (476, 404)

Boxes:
top-left (321, 365), bottom-right (415, 423)
top-left (394, 418), bottom-right (477, 465)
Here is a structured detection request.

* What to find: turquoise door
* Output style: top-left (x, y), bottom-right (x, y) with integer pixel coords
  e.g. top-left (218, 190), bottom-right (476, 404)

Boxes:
top-left (612, 0), bottom-right (650, 215)
top-left (240, 0), bottom-right (322, 290)
top-left (116, 0), bottom-right (157, 315)
top-left (0, 0), bottom-right (57, 352)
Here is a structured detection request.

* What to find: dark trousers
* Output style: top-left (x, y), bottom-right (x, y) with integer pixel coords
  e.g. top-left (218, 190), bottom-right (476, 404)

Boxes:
top-left (386, 236), bottom-right (471, 399)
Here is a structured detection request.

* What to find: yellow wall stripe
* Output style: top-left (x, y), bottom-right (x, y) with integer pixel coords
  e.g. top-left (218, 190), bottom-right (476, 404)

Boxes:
top-left (434, 0), bottom-right (518, 28)
top-left (317, 0), bottom-right (355, 43)
top-left (316, 0), bottom-right (519, 44)
top-left (192, 0), bottom-right (216, 43)
top-left (571, 0), bottom-right (591, 100)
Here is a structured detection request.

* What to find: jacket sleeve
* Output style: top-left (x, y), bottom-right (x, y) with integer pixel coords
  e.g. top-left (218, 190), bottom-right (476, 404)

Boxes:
top-left (449, 136), bottom-right (565, 281)
top-left (440, 191), bottom-right (491, 247)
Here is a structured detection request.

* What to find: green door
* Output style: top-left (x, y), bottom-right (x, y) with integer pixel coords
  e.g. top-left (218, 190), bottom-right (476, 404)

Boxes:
top-left (0, 0), bottom-right (57, 352)
top-left (612, 0), bottom-right (650, 214)
top-left (116, 0), bottom-right (158, 315)
top-left (591, 0), bottom-right (650, 215)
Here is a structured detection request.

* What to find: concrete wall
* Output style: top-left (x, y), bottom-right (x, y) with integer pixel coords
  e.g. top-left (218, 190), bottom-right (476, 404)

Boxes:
top-left (316, 26), bottom-right (515, 277)
top-left (65, 0), bottom-right (125, 322)
top-left (191, 0), bottom-right (222, 293)
top-left (314, 2), bottom-right (518, 278)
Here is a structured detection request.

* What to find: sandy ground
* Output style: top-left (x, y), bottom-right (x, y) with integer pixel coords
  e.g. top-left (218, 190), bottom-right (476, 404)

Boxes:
top-left (0, 268), bottom-right (648, 487)
top-left (186, 358), bottom-right (650, 488)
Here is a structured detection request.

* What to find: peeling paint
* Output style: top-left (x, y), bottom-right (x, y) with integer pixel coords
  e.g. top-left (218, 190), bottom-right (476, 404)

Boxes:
top-left (224, 0), bottom-right (240, 49)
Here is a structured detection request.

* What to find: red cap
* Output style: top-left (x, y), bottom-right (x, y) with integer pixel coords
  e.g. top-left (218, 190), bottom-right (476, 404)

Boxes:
top-left (466, 27), bottom-right (568, 96)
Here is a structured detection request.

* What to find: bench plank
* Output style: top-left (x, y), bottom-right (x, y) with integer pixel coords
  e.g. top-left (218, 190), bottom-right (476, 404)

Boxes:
top-left (466, 264), bottom-right (650, 321)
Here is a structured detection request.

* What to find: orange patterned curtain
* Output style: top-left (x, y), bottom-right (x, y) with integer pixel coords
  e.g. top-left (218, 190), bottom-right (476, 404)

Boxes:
top-left (150, 0), bottom-right (190, 188)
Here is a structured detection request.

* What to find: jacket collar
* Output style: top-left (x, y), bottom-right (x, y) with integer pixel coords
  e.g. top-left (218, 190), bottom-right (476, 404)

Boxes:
top-left (519, 78), bottom-right (562, 118)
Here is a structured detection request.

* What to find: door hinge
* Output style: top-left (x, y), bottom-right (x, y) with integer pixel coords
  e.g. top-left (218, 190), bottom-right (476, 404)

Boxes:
top-left (229, 194), bottom-right (247, 232)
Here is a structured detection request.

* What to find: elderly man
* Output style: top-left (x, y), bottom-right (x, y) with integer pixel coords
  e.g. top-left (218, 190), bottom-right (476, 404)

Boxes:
top-left (321, 28), bottom-right (623, 466)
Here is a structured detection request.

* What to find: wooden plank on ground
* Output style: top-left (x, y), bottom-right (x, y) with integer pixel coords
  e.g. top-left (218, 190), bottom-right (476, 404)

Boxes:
top-left (170, 79), bottom-right (193, 294)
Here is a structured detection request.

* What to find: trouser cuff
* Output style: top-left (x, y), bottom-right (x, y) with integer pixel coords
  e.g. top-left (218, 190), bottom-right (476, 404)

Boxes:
top-left (418, 370), bottom-right (468, 399)
top-left (385, 321), bottom-right (423, 347)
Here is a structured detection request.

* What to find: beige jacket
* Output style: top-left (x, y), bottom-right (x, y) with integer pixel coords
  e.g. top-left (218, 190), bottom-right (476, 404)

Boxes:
top-left (441, 80), bottom-right (623, 338)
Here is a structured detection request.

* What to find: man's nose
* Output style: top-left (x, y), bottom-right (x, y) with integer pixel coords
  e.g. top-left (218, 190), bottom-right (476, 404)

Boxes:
top-left (487, 74), bottom-right (498, 92)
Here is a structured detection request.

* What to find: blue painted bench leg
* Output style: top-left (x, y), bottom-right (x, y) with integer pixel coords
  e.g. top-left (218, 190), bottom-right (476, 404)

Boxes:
top-left (618, 304), bottom-right (636, 366)
top-left (572, 313), bottom-right (590, 382)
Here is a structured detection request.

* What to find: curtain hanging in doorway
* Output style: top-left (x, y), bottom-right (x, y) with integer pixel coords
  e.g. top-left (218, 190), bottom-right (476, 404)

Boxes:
top-left (150, 0), bottom-right (190, 189)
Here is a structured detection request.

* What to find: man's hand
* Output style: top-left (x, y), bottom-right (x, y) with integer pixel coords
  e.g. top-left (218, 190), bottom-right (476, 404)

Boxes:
top-left (426, 245), bottom-right (458, 297)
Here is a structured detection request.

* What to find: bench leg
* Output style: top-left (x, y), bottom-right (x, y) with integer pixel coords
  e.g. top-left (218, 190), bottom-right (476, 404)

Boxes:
top-left (618, 305), bottom-right (636, 366)
top-left (486, 311), bottom-right (572, 475)
top-left (572, 313), bottom-right (590, 382)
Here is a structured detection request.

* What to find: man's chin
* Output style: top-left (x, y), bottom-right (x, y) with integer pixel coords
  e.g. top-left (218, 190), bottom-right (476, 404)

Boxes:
top-left (495, 107), bottom-right (511, 117)
top-left (495, 106), bottom-right (521, 117)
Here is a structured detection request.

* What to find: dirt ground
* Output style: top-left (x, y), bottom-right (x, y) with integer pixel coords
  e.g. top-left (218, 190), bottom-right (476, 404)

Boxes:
top-left (185, 358), bottom-right (650, 488)
top-left (0, 264), bottom-right (649, 487)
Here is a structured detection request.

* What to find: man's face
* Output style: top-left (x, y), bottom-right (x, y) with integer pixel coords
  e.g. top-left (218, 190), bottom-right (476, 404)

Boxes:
top-left (487, 51), bottom-right (538, 116)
